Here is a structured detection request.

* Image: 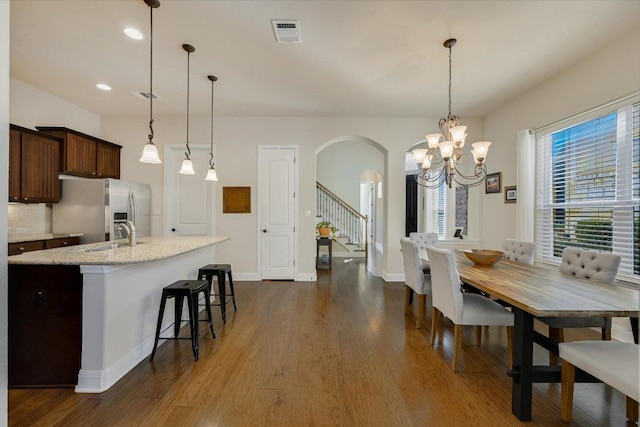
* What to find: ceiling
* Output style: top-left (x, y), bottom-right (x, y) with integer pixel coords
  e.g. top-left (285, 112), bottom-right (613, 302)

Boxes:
top-left (10, 1), bottom-right (640, 118)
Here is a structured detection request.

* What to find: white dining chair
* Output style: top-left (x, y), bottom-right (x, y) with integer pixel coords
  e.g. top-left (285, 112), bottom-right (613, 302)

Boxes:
top-left (409, 232), bottom-right (439, 250)
top-left (427, 246), bottom-right (514, 371)
top-left (542, 247), bottom-right (621, 364)
top-left (502, 238), bottom-right (535, 265)
top-left (559, 341), bottom-right (639, 423)
top-left (400, 238), bottom-right (431, 328)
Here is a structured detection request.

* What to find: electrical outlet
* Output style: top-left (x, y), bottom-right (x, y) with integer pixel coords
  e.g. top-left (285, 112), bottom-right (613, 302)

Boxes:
top-left (16, 228), bottom-right (28, 234)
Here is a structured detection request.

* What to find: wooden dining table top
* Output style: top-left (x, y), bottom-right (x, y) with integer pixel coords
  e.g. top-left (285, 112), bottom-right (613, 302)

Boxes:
top-left (420, 249), bottom-right (639, 318)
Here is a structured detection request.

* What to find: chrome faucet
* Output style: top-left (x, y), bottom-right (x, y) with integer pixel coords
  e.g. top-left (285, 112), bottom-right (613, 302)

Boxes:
top-left (117, 221), bottom-right (137, 247)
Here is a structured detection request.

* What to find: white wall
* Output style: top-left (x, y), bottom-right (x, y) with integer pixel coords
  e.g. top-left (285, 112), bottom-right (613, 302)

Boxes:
top-left (102, 115), bottom-right (484, 280)
top-left (316, 138), bottom-right (384, 209)
top-left (1, 1), bottom-right (10, 421)
top-left (482, 28), bottom-right (640, 251)
top-left (10, 78), bottom-right (100, 135)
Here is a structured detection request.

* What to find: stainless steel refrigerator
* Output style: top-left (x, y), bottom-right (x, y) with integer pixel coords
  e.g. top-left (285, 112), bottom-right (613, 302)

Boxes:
top-left (53, 178), bottom-right (151, 244)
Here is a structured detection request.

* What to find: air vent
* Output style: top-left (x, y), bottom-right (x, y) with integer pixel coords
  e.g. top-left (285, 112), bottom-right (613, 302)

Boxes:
top-left (130, 91), bottom-right (161, 100)
top-left (272, 20), bottom-right (302, 43)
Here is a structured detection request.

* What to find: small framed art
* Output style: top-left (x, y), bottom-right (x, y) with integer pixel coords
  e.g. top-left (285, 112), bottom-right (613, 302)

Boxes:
top-left (485, 172), bottom-right (502, 194)
top-left (504, 185), bottom-right (517, 203)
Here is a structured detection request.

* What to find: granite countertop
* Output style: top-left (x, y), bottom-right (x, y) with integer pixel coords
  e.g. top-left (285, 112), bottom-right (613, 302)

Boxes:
top-left (8, 233), bottom-right (84, 244)
top-left (8, 235), bottom-right (229, 265)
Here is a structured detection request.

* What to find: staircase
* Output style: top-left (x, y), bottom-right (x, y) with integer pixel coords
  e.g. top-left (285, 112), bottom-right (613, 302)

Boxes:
top-left (316, 181), bottom-right (367, 259)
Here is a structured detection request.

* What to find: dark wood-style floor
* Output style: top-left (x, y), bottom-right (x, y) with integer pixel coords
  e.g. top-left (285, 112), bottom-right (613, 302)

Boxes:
top-left (9, 259), bottom-right (631, 426)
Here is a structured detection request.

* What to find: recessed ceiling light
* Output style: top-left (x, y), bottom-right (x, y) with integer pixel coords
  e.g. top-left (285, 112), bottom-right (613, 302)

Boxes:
top-left (124, 27), bottom-right (143, 40)
top-left (96, 83), bottom-right (112, 91)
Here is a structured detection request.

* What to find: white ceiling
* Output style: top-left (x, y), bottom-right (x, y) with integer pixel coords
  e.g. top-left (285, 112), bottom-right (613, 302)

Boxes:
top-left (10, 0), bottom-right (640, 118)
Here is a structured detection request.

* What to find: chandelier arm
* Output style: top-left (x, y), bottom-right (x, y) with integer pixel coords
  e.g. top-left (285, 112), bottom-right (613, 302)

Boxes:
top-left (415, 166), bottom-right (447, 189)
top-left (450, 163), bottom-right (488, 187)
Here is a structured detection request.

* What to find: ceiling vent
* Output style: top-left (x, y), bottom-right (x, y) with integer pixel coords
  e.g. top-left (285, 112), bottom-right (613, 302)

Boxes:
top-left (272, 20), bottom-right (302, 43)
top-left (130, 91), bottom-right (161, 100)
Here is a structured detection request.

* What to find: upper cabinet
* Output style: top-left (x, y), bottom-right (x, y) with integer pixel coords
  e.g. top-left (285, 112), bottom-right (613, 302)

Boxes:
top-left (9, 125), bottom-right (61, 203)
top-left (36, 127), bottom-right (121, 179)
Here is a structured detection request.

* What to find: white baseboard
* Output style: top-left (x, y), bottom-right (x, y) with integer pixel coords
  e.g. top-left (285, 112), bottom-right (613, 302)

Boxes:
top-left (232, 273), bottom-right (259, 281)
top-left (382, 270), bottom-right (404, 282)
top-left (76, 322), bottom-right (173, 393)
top-left (295, 272), bottom-right (317, 281)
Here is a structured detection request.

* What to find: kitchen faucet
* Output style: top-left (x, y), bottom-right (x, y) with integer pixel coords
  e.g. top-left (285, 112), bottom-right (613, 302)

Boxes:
top-left (117, 221), bottom-right (137, 247)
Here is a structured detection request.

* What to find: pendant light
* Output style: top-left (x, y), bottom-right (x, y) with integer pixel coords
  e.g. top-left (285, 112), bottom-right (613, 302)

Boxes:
top-left (205, 75), bottom-right (219, 181)
top-left (139, 0), bottom-right (162, 164)
top-left (179, 44), bottom-right (196, 175)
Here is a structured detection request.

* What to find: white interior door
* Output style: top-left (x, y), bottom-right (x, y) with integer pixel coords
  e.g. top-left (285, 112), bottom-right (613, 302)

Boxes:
top-left (259, 146), bottom-right (296, 280)
top-left (165, 145), bottom-right (215, 235)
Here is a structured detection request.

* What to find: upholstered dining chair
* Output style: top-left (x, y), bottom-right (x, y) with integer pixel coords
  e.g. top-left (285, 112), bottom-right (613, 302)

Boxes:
top-left (409, 232), bottom-right (439, 250)
top-left (502, 238), bottom-right (536, 265)
top-left (409, 232), bottom-right (438, 273)
top-left (427, 246), bottom-right (514, 372)
top-left (400, 238), bottom-right (431, 328)
top-left (542, 246), bottom-right (621, 364)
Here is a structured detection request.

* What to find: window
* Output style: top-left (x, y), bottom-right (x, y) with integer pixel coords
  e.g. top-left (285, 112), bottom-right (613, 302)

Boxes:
top-left (406, 152), bottom-right (446, 238)
top-left (536, 102), bottom-right (640, 280)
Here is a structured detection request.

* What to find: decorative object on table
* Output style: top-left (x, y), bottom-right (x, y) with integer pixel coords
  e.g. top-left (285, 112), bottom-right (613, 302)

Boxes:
top-left (485, 172), bottom-right (502, 194)
top-left (463, 249), bottom-right (504, 266)
top-left (504, 185), bottom-right (517, 203)
top-left (412, 38), bottom-right (491, 189)
top-left (179, 43), bottom-right (196, 175)
top-left (453, 228), bottom-right (464, 240)
top-left (223, 186), bottom-right (251, 213)
top-left (139, 0), bottom-right (162, 164)
top-left (205, 75), bottom-right (219, 181)
top-left (455, 186), bottom-right (468, 235)
top-left (316, 221), bottom-right (337, 239)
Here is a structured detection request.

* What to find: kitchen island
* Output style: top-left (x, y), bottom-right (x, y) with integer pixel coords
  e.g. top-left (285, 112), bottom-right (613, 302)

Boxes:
top-left (8, 235), bottom-right (229, 393)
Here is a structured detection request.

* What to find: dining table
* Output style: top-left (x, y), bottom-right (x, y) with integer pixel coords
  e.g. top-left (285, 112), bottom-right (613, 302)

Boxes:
top-left (419, 249), bottom-right (639, 422)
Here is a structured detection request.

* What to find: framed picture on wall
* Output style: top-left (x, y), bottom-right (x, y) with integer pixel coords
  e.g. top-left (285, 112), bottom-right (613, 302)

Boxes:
top-left (505, 185), bottom-right (517, 203)
top-left (485, 172), bottom-right (502, 194)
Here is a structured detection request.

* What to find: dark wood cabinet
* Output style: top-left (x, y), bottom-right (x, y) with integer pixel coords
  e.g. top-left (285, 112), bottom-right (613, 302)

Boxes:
top-left (9, 265), bottom-right (83, 388)
top-left (45, 236), bottom-right (80, 249)
top-left (36, 127), bottom-right (121, 179)
top-left (97, 142), bottom-right (121, 179)
top-left (9, 125), bottom-right (61, 203)
top-left (8, 240), bottom-right (46, 256)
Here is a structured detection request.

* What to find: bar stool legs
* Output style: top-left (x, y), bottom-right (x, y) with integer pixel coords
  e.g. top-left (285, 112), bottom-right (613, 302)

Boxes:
top-left (150, 280), bottom-right (215, 362)
top-left (198, 264), bottom-right (237, 324)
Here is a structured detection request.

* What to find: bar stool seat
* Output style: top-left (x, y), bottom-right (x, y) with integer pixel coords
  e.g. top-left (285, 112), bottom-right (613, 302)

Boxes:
top-left (198, 264), bottom-right (237, 324)
top-left (150, 279), bottom-right (215, 362)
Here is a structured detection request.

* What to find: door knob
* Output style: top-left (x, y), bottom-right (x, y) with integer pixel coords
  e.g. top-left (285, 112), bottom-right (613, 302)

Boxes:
top-left (171, 228), bottom-right (176, 232)
top-left (262, 229), bottom-right (268, 233)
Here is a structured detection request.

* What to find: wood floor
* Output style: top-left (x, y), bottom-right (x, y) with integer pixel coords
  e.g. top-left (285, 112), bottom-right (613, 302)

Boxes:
top-left (9, 259), bottom-right (632, 426)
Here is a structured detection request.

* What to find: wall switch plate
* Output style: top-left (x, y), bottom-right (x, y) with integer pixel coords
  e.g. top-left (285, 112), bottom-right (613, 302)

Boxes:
top-left (153, 209), bottom-right (161, 216)
top-left (304, 210), bottom-right (311, 217)
top-left (16, 228), bottom-right (28, 234)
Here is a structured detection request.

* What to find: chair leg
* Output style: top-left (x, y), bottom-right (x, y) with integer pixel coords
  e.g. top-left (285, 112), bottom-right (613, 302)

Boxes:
top-left (627, 397), bottom-right (639, 422)
top-left (174, 295), bottom-right (184, 338)
top-left (506, 326), bottom-right (514, 369)
top-left (561, 360), bottom-right (576, 422)
top-left (202, 284), bottom-right (216, 338)
top-left (549, 327), bottom-right (564, 365)
top-left (187, 293), bottom-right (199, 361)
top-left (227, 270), bottom-right (237, 311)
top-left (474, 325), bottom-right (481, 345)
top-left (217, 271), bottom-right (227, 324)
top-left (430, 307), bottom-right (440, 346)
top-left (150, 290), bottom-right (168, 361)
top-left (416, 294), bottom-right (426, 329)
top-left (404, 286), bottom-right (412, 313)
top-left (452, 324), bottom-right (463, 372)
top-left (602, 327), bottom-right (611, 341)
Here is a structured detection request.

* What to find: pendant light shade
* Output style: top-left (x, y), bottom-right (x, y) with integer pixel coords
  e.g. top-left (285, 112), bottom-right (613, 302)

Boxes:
top-left (205, 74), bottom-right (219, 181)
top-left (139, 0), bottom-right (162, 164)
top-left (179, 43), bottom-right (195, 175)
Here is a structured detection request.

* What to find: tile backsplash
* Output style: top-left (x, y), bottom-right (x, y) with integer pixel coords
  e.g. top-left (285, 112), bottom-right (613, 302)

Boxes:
top-left (7, 203), bottom-right (51, 235)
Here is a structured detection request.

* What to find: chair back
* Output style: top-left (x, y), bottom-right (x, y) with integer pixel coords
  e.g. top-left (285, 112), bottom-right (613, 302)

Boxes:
top-left (426, 246), bottom-right (463, 323)
top-left (502, 238), bottom-right (536, 265)
top-left (409, 232), bottom-right (439, 249)
top-left (560, 247), bottom-right (621, 284)
top-left (400, 238), bottom-right (430, 295)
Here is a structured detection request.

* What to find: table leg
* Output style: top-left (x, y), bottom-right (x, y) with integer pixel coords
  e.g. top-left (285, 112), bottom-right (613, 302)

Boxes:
top-left (511, 307), bottom-right (534, 421)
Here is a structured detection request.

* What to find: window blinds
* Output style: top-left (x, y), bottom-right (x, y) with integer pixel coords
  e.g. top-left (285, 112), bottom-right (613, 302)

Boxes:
top-left (536, 101), bottom-right (639, 280)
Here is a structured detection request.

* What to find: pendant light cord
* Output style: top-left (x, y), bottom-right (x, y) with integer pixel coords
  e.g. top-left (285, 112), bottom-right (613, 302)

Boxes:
top-left (148, 4), bottom-right (154, 145)
top-left (185, 50), bottom-right (191, 160)
top-left (209, 77), bottom-right (215, 167)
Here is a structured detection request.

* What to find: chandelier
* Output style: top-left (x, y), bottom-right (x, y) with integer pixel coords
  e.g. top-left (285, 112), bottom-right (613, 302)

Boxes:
top-left (413, 38), bottom-right (491, 189)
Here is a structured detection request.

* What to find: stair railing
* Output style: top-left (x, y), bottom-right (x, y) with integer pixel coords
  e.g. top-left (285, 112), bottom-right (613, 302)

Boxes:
top-left (316, 181), bottom-right (368, 258)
